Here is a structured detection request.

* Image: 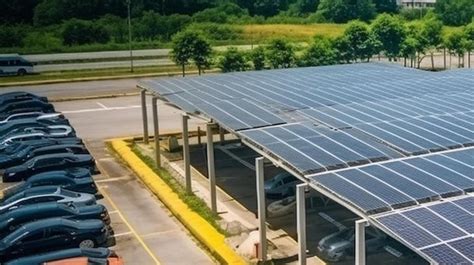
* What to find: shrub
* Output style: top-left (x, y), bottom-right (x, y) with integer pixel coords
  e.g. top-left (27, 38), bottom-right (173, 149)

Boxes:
top-left (62, 19), bottom-right (110, 46)
top-left (299, 36), bottom-right (336, 66)
top-left (249, 46), bottom-right (266, 70)
top-left (0, 25), bottom-right (27, 48)
top-left (23, 32), bottom-right (62, 51)
top-left (218, 47), bottom-right (248, 72)
top-left (266, 38), bottom-right (296, 68)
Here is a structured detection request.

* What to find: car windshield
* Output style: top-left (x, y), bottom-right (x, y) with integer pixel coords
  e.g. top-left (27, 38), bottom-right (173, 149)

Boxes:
top-left (2, 229), bottom-right (29, 245)
top-left (3, 143), bottom-right (24, 153)
top-left (337, 229), bottom-right (354, 241)
top-left (60, 189), bottom-right (79, 197)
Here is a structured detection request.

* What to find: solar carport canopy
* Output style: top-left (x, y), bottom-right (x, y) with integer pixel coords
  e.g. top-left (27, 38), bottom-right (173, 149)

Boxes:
top-left (140, 63), bottom-right (474, 264)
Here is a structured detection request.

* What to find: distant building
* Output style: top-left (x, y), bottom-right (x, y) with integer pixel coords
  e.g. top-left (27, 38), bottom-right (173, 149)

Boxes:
top-left (397, 0), bottom-right (436, 8)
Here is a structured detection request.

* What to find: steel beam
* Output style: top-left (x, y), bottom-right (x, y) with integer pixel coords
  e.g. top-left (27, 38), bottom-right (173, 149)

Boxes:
top-left (355, 219), bottom-right (367, 265)
top-left (206, 123), bottom-right (217, 213)
top-left (297, 184), bottom-right (308, 265)
top-left (182, 114), bottom-right (191, 194)
top-left (256, 157), bottom-right (267, 261)
top-left (152, 97), bottom-right (160, 167)
top-left (140, 89), bottom-right (149, 144)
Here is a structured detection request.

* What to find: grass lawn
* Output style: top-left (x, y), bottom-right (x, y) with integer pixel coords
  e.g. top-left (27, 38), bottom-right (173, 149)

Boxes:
top-left (239, 23), bottom-right (348, 43)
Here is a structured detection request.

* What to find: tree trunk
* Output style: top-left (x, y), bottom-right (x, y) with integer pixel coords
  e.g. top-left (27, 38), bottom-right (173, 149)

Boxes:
top-left (198, 66), bottom-right (202, 76)
top-left (468, 51), bottom-right (471, 68)
top-left (182, 64), bottom-right (185, 77)
top-left (458, 55), bottom-right (461, 68)
top-left (404, 57), bottom-right (407, 67)
top-left (443, 48), bottom-right (446, 70)
top-left (430, 52), bottom-right (435, 70)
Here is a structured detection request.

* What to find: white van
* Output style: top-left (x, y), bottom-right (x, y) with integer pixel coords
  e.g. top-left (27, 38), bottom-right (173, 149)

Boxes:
top-left (0, 54), bottom-right (34, 76)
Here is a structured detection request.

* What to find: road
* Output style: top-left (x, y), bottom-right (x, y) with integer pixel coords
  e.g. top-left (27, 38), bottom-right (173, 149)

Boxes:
top-left (0, 78), bottom-right (141, 99)
top-left (35, 59), bottom-right (174, 72)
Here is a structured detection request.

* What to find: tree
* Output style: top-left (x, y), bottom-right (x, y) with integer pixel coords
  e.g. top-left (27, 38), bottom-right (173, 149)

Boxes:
top-left (62, 19), bottom-right (110, 46)
top-left (417, 18), bottom-right (443, 70)
top-left (0, 0), bottom-right (39, 24)
top-left (191, 35), bottom-right (213, 75)
top-left (465, 22), bottom-right (474, 67)
top-left (287, 0), bottom-right (320, 16)
top-left (332, 36), bottom-right (352, 63)
top-left (344, 21), bottom-right (378, 61)
top-left (300, 36), bottom-right (336, 66)
top-left (400, 37), bottom-right (418, 67)
top-left (218, 47), bottom-right (248, 72)
top-left (266, 39), bottom-right (295, 68)
top-left (373, 0), bottom-right (398, 14)
top-left (253, 0), bottom-right (290, 17)
top-left (316, 0), bottom-right (375, 23)
top-left (444, 31), bottom-right (468, 67)
top-left (249, 46), bottom-right (266, 70)
top-left (371, 14), bottom-right (406, 60)
top-left (171, 31), bottom-right (196, 77)
top-left (434, 0), bottom-right (474, 26)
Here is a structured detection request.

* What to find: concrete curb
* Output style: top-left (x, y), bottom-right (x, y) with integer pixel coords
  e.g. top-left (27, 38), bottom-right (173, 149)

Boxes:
top-left (109, 139), bottom-right (247, 265)
top-left (49, 92), bottom-right (140, 102)
top-left (0, 69), bottom-right (221, 87)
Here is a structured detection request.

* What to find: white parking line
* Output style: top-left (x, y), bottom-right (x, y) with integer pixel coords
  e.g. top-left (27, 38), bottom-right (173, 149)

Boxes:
top-left (113, 231), bottom-right (133, 238)
top-left (96, 102), bottom-right (109, 109)
top-left (62, 105), bottom-right (141, 114)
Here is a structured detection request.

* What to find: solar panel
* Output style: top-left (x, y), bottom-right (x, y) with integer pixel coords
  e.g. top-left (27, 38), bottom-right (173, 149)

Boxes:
top-left (374, 196), bottom-right (474, 265)
top-left (241, 123), bottom-right (401, 175)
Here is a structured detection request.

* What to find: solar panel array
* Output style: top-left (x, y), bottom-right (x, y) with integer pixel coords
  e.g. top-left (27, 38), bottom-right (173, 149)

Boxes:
top-left (309, 147), bottom-right (473, 214)
top-left (374, 196), bottom-right (474, 264)
top-left (141, 63), bottom-right (474, 264)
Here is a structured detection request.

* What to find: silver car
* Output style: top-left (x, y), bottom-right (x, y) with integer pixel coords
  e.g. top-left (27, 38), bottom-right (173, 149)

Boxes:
top-left (0, 186), bottom-right (96, 213)
top-left (264, 172), bottom-right (301, 198)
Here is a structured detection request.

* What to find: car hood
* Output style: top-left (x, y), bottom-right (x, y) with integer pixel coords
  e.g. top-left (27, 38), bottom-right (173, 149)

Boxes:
top-left (3, 165), bottom-right (26, 175)
top-left (319, 234), bottom-right (350, 251)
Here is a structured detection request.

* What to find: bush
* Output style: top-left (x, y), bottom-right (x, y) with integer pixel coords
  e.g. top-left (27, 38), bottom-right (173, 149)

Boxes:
top-left (62, 19), bottom-right (110, 46)
top-left (249, 46), bottom-right (266, 70)
top-left (266, 38), bottom-right (296, 68)
top-left (299, 36), bottom-right (336, 66)
top-left (22, 32), bottom-right (62, 51)
top-left (185, 23), bottom-right (241, 40)
top-left (0, 25), bottom-right (27, 48)
top-left (97, 15), bottom-right (128, 43)
top-left (218, 47), bottom-right (248, 72)
top-left (399, 8), bottom-right (430, 21)
top-left (134, 12), bottom-right (191, 41)
top-left (192, 3), bottom-right (248, 24)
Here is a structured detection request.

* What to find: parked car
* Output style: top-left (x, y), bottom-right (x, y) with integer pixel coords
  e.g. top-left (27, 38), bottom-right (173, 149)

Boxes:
top-left (45, 254), bottom-right (124, 265)
top-left (264, 172), bottom-right (301, 198)
top-left (0, 202), bottom-right (109, 236)
top-left (0, 218), bottom-right (112, 261)
top-left (0, 92), bottom-right (46, 106)
top-left (3, 153), bottom-right (97, 182)
top-left (0, 186), bottom-right (96, 213)
top-left (2, 173), bottom-right (98, 199)
top-left (0, 112), bottom-right (65, 125)
top-left (0, 100), bottom-right (55, 120)
top-left (0, 55), bottom-right (34, 76)
top-left (0, 119), bottom-right (70, 136)
top-left (4, 248), bottom-right (117, 265)
top-left (0, 144), bottom-right (88, 169)
top-left (317, 226), bottom-right (387, 262)
top-left (0, 125), bottom-right (76, 143)
top-left (0, 137), bottom-right (83, 154)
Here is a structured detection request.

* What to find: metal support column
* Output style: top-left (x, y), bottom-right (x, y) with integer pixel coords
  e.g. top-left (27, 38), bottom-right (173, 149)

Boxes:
top-left (219, 127), bottom-right (225, 145)
top-left (256, 157), bottom-right (267, 261)
top-left (141, 89), bottom-right (149, 144)
top-left (152, 97), bottom-right (160, 167)
top-left (182, 114), bottom-right (191, 194)
top-left (297, 184), bottom-right (307, 265)
top-left (355, 219), bottom-right (367, 265)
top-left (206, 123), bottom-right (217, 213)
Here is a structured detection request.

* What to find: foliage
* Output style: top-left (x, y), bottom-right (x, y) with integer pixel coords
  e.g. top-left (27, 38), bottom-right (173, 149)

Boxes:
top-left (191, 35), bottom-right (213, 74)
top-left (0, 0), bottom-right (38, 24)
top-left (373, 0), bottom-right (398, 14)
top-left (434, 0), bottom-right (474, 26)
top-left (316, 0), bottom-right (376, 23)
top-left (97, 15), bottom-right (128, 43)
top-left (133, 12), bottom-right (191, 41)
top-left (418, 18), bottom-right (444, 53)
top-left (253, 0), bottom-right (290, 17)
top-left (371, 14), bottom-right (406, 59)
top-left (185, 23), bottom-right (240, 40)
top-left (343, 20), bottom-right (379, 61)
top-left (171, 31), bottom-right (212, 75)
top-left (287, 0), bottom-right (320, 16)
top-left (299, 36), bottom-right (336, 66)
top-left (0, 24), bottom-right (27, 47)
top-left (266, 38), bottom-right (296, 68)
top-left (332, 35), bottom-right (352, 63)
top-left (249, 46), bottom-right (266, 70)
top-left (218, 47), bottom-right (248, 72)
top-left (444, 31), bottom-right (468, 56)
top-left (399, 8), bottom-right (429, 21)
top-left (22, 32), bottom-right (62, 51)
top-left (400, 37), bottom-right (418, 59)
top-left (62, 19), bottom-right (110, 46)
top-left (192, 2), bottom-right (248, 23)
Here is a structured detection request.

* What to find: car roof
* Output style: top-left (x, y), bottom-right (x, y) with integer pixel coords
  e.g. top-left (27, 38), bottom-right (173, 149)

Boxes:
top-left (26, 153), bottom-right (91, 162)
top-left (0, 202), bottom-right (70, 218)
top-left (33, 144), bottom-right (85, 152)
top-left (30, 167), bottom-right (91, 178)
top-left (3, 248), bottom-right (111, 265)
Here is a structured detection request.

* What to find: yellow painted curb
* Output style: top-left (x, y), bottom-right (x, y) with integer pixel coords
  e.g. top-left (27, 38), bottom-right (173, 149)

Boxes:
top-left (109, 139), bottom-right (247, 265)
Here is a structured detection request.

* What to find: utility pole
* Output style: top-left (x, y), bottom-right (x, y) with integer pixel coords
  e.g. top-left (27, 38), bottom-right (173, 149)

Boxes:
top-left (127, 0), bottom-right (134, 73)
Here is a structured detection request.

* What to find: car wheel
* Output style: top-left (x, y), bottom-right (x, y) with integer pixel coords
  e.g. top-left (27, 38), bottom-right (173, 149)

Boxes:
top-left (79, 239), bottom-right (95, 248)
top-left (17, 69), bottom-right (27, 76)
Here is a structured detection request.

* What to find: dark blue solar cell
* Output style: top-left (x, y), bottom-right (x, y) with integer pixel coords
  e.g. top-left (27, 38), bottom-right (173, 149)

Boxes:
top-left (164, 93), bottom-right (200, 113)
top-left (421, 244), bottom-right (470, 265)
top-left (453, 197), bottom-right (474, 213)
top-left (337, 170), bottom-right (415, 208)
top-left (241, 130), bottom-right (278, 145)
top-left (305, 136), bottom-right (368, 167)
top-left (285, 139), bottom-right (347, 170)
top-left (299, 108), bottom-right (353, 128)
top-left (408, 118), bottom-right (472, 146)
top-left (403, 208), bottom-right (466, 241)
top-left (442, 149), bottom-right (474, 168)
top-left (429, 202), bottom-right (474, 233)
top-left (265, 142), bottom-right (323, 174)
top-left (383, 162), bottom-right (463, 197)
top-left (377, 213), bottom-right (439, 248)
top-left (449, 237), bottom-right (474, 261)
top-left (196, 103), bottom-right (251, 130)
top-left (362, 165), bottom-right (437, 202)
top-left (312, 173), bottom-right (389, 213)
top-left (424, 116), bottom-right (474, 142)
top-left (427, 154), bottom-right (473, 181)
top-left (405, 158), bottom-right (473, 192)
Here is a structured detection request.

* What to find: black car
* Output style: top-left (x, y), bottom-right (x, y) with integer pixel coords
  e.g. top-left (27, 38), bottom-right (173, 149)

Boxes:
top-left (4, 248), bottom-right (115, 265)
top-left (0, 137), bottom-right (83, 154)
top-left (3, 153), bottom-right (98, 182)
top-left (0, 218), bottom-right (112, 261)
top-left (2, 173), bottom-right (98, 199)
top-left (0, 119), bottom-right (70, 136)
top-left (0, 144), bottom-right (88, 169)
top-left (0, 100), bottom-right (55, 120)
top-left (0, 92), bottom-right (48, 106)
top-left (0, 202), bottom-right (110, 236)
